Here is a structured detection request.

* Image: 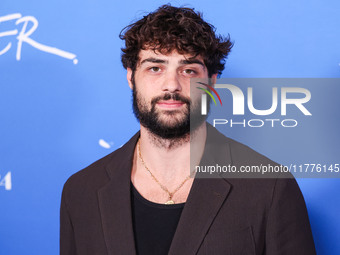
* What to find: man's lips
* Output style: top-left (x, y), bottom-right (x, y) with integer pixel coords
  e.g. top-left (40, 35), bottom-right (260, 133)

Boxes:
top-left (156, 100), bottom-right (186, 108)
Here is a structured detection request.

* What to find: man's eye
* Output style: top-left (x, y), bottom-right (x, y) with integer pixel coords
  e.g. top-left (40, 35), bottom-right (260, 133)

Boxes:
top-left (149, 67), bottom-right (161, 72)
top-left (184, 69), bottom-right (196, 75)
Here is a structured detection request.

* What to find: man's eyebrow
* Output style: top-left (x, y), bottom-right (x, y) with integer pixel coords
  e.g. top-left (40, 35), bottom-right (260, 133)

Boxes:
top-left (140, 58), bottom-right (168, 65)
top-left (179, 59), bottom-right (205, 68)
top-left (139, 57), bottom-right (205, 68)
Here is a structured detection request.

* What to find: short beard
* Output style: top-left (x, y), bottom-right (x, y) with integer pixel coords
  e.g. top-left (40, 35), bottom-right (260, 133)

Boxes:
top-left (131, 77), bottom-right (207, 145)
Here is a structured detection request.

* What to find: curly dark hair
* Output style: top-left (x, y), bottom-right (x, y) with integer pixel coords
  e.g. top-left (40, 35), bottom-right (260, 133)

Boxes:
top-left (119, 4), bottom-right (233, 77)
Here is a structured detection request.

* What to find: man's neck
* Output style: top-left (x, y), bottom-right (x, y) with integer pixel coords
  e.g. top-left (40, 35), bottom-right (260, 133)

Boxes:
top-left (130, 122), bottom-right (207, 204)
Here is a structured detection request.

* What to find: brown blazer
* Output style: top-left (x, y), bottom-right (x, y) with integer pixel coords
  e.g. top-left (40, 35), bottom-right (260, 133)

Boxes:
top-left (60, 124), bottom-right (316, 255)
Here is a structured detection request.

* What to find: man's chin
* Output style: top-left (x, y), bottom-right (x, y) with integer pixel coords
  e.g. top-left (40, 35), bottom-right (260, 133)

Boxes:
top-left (147, 128), bottom-right (190, 140)
top-left (155, 107), bottom-right (187, 117)
top-left (156, 116), bottom-right (186, 125)
top-left (141, 119), bottom-right (190, 139)
top-left (155, 122), bottom-right (187, 132)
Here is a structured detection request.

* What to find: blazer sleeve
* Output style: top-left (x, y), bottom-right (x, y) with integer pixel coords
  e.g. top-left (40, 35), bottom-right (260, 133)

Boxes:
top-left (60, 185), bottom-right (77, 255)
top-left (265, 177), bottom-right (316, 255)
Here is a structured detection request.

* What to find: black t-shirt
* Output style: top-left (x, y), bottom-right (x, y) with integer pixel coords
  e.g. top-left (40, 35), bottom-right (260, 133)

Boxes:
top-left (131, 182), bottom-right (185, 255)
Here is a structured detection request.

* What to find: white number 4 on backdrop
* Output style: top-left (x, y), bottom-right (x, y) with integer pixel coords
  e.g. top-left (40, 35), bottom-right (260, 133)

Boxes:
top-left (0, 172), bottom-right (12, 190)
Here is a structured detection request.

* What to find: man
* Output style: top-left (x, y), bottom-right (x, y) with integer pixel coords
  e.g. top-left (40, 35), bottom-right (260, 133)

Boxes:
top-left (60, 5), bottom-right (316, 255)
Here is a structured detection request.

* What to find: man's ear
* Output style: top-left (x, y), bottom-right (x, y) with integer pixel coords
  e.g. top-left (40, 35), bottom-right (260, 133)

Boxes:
top-left (211, 73), bottom-right (218, 86)
top-left (127, 68), bottom-right (133, 90)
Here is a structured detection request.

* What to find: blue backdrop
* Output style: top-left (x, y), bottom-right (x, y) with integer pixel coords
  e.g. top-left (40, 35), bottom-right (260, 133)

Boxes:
top-left (1, 0), bottom-right (339, 254)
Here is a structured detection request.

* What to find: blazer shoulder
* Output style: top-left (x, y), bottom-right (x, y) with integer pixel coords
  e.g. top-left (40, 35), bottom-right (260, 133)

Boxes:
top-left (62, 131), bottom-right (139, 195)
top-left (227, 136), bottom-right (277, 165)
top-left (64, 151), bottom-right (114, 189)
top-left (207, 123), bottom-right (278, 166)
top-left (206, 123), bottom-right (294, 187)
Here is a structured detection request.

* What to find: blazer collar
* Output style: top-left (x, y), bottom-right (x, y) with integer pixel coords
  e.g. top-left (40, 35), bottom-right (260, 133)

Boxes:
top-left (98, 124), bottom-right (232, 255)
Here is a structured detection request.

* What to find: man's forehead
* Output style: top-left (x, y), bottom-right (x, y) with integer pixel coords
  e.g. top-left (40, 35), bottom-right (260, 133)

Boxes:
top-left (137, 49), bottom-right (204, 64)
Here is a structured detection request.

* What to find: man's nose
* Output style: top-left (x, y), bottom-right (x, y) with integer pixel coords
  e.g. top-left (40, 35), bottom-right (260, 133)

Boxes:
top-left (161, 72), bottom-right (182, 93)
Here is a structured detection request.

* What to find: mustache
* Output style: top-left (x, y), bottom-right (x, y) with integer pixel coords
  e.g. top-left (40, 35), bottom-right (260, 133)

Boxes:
top-left (151, 93), bottom-right (191, 106)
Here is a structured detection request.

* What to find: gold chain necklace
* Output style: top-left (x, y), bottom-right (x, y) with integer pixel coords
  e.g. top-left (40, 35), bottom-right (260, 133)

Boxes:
top-left (137, 139), bottom-right (192, 205)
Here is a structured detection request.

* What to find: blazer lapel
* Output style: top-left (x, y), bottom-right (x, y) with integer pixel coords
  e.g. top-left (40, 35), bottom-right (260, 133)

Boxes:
top-left (97, 132), bottom-right (140, 255)
top-left (169, 124), bottom-right (233, 255)
top-left (168, 177), bottom-right (231, 255)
